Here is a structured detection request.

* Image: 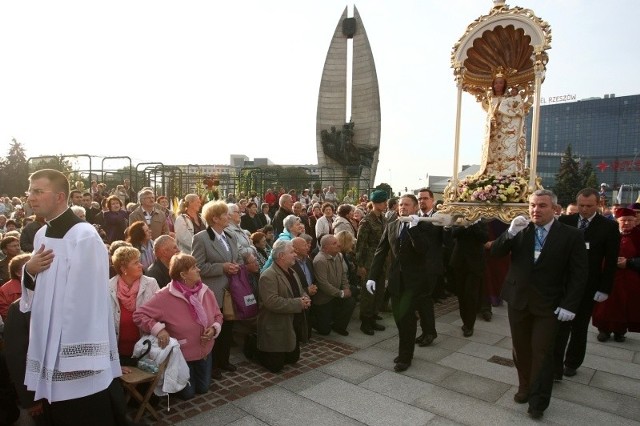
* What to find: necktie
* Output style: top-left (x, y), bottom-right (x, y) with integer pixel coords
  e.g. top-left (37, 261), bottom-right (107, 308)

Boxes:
top-left (579, 218), bottom-right (589, 230)
top-left (534, 226), bottom-right (546, 252)
top-left (400, 222), bottom-right (409, 241)
top-left (220, 233), bottom-right (230, 252)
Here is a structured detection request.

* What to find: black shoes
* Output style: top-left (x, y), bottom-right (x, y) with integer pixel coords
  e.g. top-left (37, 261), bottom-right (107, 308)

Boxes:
top-left (597, 331), bottom-right (610, 342)
top-left (360, 322), bottom-right (374, 335)
top-left (394, 362), bottom-right (411, 372)
top-left (481, 311), bottom-right (493, 322)
top-left (614, 333), bottom-right (626, 342)
top-left (360, 319), bottom-right (385, 335)
top-left (528, 407), bottom-right (544, 419)
top-left (332, 327), bottom-right (349, 336)
top-left (513, 391), bottom-right (529, 404)
top-left (211, 368), bottom-right (223, 380)
top-left (374, 314), bottom-right (383, 320)
top-left (372, 322), bottom-right (385, 331)
top-left (462, 326), bottom-right (474, 337)
top-left (563, 366), bottom-right (577, 377)
top-left (416, 334), bottom-right (436, 347)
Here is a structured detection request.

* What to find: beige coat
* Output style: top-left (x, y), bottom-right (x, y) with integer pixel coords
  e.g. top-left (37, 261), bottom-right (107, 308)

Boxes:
top-left (128, 207), bottom-right (169, 240)
top-left (257, 264), bottom-right (308, 353)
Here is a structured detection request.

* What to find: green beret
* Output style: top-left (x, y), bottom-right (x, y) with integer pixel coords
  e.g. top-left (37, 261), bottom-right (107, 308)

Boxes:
top-left (370, 190), bottom-right (388, 203)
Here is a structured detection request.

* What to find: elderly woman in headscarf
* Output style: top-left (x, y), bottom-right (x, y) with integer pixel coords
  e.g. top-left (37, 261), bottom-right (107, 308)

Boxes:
top-left (109, 246), bottom-right (160, 367)
top-left (134, 253), bottom-right (222, 400)
top-left (260, 214), bottom-right (305, 272)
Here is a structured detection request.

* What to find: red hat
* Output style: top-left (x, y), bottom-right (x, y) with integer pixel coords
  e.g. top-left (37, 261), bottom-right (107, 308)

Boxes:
top-left (614, 207), bottom-right (636, 218)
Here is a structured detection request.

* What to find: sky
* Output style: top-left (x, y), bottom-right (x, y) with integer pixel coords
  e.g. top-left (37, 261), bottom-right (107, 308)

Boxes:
top-left (1, 0), bottom-right (639, 192)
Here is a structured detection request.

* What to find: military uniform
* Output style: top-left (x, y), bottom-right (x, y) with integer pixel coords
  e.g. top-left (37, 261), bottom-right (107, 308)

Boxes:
top-left (355, 210), bottom-right (387, 327)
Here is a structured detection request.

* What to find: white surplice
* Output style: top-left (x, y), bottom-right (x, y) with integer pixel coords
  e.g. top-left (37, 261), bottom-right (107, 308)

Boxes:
top-left (20, 222), bottom-right (121, 402)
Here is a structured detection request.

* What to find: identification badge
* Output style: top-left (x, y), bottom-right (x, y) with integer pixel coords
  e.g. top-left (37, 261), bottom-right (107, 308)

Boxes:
top-left (585, 242), bottom-right (590, 250)
top-left (534, 250), bottom-right (541, 261)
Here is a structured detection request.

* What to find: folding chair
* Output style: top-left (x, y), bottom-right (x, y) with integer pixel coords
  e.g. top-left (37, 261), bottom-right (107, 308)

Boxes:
top-left (120, 349), bottom-right (171, 422)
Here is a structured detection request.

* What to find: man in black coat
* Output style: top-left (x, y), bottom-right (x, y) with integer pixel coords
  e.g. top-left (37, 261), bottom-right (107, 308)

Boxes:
top-left (555, 188), bottom-right (619, 378)
top-left (272, 194), bottom-right (294, 238)
top-left (450, 220), bottom-right (489, 337)
top-left (366, 194), bottom-right (436, 372)
top-left (491, 189), bottom-right (587, 419)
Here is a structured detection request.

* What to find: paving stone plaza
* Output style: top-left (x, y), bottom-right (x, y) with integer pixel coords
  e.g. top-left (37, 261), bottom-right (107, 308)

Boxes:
top-left (144, 299), bottom-right (640, 426)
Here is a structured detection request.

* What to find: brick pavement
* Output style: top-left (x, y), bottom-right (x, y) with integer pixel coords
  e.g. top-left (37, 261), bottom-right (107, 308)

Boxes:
top-left (129, 296), bottom-right (460, 424)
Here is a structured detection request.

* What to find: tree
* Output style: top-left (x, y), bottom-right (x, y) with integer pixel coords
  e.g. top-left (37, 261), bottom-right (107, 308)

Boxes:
top-left (0, 139), bottom-right (29, 196)
top-left (580, 160), bottom-right (598, 189)
top-left (553, 144), bottom-right (583, 206)
top-left (375, 182), bottom-right (393, 198)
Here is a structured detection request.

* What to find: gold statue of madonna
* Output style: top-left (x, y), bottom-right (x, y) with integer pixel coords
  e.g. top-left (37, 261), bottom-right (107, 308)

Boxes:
top-left (478, 67), bottom-right (531, 177)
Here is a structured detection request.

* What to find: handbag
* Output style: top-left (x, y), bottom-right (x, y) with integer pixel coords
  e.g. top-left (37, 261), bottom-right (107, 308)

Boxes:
top-left (222, 289), bottom-right (236, 321)
top-left (227, 265), bottom-right (258, 320)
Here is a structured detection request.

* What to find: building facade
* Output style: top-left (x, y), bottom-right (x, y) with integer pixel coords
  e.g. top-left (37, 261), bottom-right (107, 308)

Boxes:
top-left (525, 94), bottom-right (640, 195)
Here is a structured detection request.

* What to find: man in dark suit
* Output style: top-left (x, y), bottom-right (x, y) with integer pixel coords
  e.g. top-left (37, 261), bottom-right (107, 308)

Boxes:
top-left (366, 194), bottom-right (435, 372)
top-left (491, 189), bottom-right (587, 419)
top-left (450, 220), bottom-right (489, 337)
top-left (415, 188), bottom-right (444, 346)
top-left (555, 188), bottom-right (619, 378)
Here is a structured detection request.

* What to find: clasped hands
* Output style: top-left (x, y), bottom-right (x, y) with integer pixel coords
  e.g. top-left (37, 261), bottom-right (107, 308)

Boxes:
top-left (223, 262), bottom-right (240, 275)
top-left (300, 295), bottom-right (311, 310)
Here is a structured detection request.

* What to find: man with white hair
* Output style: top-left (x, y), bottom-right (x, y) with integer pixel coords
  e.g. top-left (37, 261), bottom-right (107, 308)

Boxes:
top-left (272, 194), bottom-right (294, 238)
top-left (128, 189), bottom-right (169, 240)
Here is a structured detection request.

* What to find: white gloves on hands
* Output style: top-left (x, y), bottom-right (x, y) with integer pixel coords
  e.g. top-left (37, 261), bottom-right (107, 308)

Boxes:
top-left (408, 215), bottom-right (420, 228)
top-left (554, 307), bottom-right (576, 322)
top-left (508, 216), bottom-right (530, 236)
top-left (366, 280), bottom-right (376, 295)
top-left (593, 291), bottom-right (609, 302)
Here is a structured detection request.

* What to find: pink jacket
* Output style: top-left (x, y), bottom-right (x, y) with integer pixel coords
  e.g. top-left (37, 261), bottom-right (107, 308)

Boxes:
top-left (133, 281), bottom-right (223, 361)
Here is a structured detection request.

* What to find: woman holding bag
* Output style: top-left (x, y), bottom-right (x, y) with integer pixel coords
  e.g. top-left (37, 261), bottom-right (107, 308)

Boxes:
top-left (192, 200), bottom-right (243, 380)
top-left (133, 253), bottom-right (222, 400)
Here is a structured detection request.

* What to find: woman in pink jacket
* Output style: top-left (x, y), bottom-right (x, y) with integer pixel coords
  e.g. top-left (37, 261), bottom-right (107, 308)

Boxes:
top-left (133, 253), bottom-right (223, 400)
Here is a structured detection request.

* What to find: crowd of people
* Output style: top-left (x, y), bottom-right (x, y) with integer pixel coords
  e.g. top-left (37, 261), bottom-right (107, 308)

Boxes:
top-left (0, 172), bottom-right (639, 424)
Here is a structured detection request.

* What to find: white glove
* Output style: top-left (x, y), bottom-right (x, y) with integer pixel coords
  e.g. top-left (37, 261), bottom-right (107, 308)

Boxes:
top-left (408, 214), bottom-right (420, 228)
top-left (366, 280), bottom-right (376, 295)
top-left (554, 307), bottom-right (576, 322)
top-left (593, 291), bottom-right (609, 302)
top-left (508, 215), bottom-right (530, 236)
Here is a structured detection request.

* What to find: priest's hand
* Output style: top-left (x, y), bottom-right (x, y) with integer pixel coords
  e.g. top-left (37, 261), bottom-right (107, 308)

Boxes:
top-left (25, 244), bottom-right (55, 276)
top-left (307, 284), bottom-right (318, 296)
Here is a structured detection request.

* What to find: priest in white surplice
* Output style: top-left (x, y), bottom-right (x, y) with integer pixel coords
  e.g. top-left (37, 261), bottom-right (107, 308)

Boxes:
top-left (21, 169), bottom-right (124, 424)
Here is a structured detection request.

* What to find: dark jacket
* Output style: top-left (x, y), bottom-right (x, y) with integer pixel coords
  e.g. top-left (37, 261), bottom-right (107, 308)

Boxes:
top-left (491, 220), bottom-right (588, 313)
top-left (558, 213), bottom-right (620, 295)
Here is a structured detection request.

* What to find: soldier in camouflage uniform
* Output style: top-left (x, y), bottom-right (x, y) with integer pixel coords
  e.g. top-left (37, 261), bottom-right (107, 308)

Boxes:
top-left (355, 189), bottom-right (389, 335)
